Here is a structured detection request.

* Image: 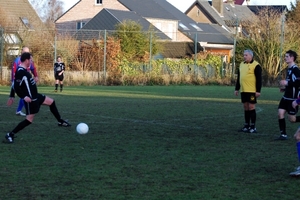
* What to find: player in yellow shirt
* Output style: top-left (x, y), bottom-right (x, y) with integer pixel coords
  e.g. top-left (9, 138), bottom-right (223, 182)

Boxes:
top-left (234, 49), bottom-right (262, 133)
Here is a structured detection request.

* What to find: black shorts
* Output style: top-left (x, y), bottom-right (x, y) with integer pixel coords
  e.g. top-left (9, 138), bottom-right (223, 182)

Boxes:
top-left (278, 98), bottom-right (298, 115)
top-left (241, 92), bottom-right (257, 104)
top-left (24, 93), bottom-right (46, 115)
top-left (55, 73), bottom-right (64, 81)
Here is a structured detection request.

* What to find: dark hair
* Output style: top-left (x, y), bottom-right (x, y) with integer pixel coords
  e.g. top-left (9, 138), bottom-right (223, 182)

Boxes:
top-left (20, 52), bottom-right (31, 62)
top-left (286, 50), bottom-right (298, 61)
top-left (57, 56), bottom-right (61, 59)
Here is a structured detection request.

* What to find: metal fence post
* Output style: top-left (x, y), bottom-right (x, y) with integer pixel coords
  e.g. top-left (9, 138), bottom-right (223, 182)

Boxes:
top-left (194, 33), bottom-right (197, 66)
top-left (103, 29), bottom-right (107, 85)
top-left (149, 31), bottom-right (152, 70)
top-left (0, 27), bottom-right (3, 81)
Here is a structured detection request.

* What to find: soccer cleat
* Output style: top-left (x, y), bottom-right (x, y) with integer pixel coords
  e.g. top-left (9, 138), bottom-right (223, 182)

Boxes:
top-left (16, 111), bottom-right (26, 116)
top-left (290, 166), bottom-right (300, 176)
top-left (238, 126), bottom-right (249, 132)
top-left (3, 133), bottom-right (14, 143)
top-left (248, 128), bottom-right (257, 133)
top-left (58, 120), bottom-right (71, 127)
top-left (275, 134), bottom-right (288, 140)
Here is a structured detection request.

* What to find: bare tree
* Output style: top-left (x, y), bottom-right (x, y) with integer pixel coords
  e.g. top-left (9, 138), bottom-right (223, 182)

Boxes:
top-left (29, 0), bottom-right (64, 26)
top-left (236, 7), bottom-right (300, 85)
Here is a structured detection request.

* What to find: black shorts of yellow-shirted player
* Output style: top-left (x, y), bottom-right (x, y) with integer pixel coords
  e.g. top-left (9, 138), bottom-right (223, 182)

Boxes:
top-left (3, 52), bottom-right (71, 144)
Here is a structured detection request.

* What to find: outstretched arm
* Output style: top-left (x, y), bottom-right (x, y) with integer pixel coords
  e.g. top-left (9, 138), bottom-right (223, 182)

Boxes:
top-left (7, 84), bottom-right (15, 106)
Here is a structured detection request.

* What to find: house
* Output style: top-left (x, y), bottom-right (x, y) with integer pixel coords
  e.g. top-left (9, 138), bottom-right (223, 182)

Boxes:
top-left (117, 0), bottom-right (233, 58)
top-left (55, 0), bottom-right (128, 30)
top-left (76, 9), bottom-right (171, 41)
top-left (186, 0), bottom-right (255, 35)
top-left (56, 0), bottom-right (233, 59)
top-left (186, 0), bottom-right (287, 34)
top-left (0, 0), bottom-right (45, 55)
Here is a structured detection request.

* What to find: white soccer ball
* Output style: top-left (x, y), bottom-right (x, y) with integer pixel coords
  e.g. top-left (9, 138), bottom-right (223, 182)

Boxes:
top-left (76, 123), bottom-right (89, 134)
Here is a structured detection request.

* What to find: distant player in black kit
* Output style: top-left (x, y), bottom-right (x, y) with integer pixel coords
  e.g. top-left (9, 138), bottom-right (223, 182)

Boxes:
top-left (54, 56), bottom-right (65, 92)
top-left (4, 52), bottom-right (71, 143)
top-left (277, 50), bottom-right (300, 140)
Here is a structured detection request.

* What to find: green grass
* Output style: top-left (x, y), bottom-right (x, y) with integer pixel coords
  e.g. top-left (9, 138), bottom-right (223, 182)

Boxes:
top-left (0, 85), bottom-right (299, 200)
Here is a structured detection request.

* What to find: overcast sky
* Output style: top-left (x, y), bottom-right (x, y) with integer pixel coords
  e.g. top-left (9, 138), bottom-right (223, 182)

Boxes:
top-left (62, 0), bottom-right (295, 12)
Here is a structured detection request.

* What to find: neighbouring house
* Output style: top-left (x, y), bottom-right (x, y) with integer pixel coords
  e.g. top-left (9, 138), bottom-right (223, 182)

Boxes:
top-left (76, 9), bottom-right (171, 41)
top-left (76, 8), bottom-right (202, 59)
top-left (117, 0), bottom-right (233, 59)
top-left (186, 0), bottom-right (255, 36)
top-left (55, 0), bottom-right (128, 30)
top-left (56, 0), bottom-right (233, 59)
top-left (186, 0), bottom-right (287, 35)
top-left (0, 0), bottom-right (45, 56)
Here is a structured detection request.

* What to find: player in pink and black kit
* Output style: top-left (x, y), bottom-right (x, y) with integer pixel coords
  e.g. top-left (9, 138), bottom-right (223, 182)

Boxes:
top-left (12, 47), bottom-right (38, 116)
top-left (4, 52), bottom-right (71, 144)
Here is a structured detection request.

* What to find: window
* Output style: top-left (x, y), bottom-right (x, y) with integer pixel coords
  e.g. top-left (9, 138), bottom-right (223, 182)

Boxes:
top-left (77, 21), bottom-right (86, 29)
top-left (179, 23), bottom-right (189, 31)
top-left (20, 17), bottom-right (34, 29)
top-left (190, 23), bottom-right (202, 31)
top-left (95, 0), bottom-right (103, 5)
top-left (4, 33), bottom-right (21, 44)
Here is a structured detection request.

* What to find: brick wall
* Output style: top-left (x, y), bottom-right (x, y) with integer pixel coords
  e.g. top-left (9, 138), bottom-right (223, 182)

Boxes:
top-left (56, 0), bottom-right (128, 30)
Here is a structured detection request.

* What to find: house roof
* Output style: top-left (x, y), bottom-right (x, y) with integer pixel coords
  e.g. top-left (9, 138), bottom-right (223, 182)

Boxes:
top-left (0, 0), bottom-right (44, 31)
top-left (76, 9), bottom-right (171, 41)
top-left (160, 42), bottom-right (203, 58)
top-left (118, 0), bottom-right (177, 20)
top-left (187, 1), bottom-right (227, 27)
top-left (192, 1), bottom-right (255, 26)
top-left (222, 3), bottom-right (256, 25)
top-left (118, 0), bottom-right (233, 45)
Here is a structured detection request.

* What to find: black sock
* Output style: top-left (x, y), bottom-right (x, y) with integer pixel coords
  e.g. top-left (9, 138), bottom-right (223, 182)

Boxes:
top-left (55, 84), bottom-right (58, 90)
top-left (244, 110), bottom-right (250, 127)
top-left (50, 101), bottom-right (61, 121)
top-left (11, 119), bottom-right (32, 134)
top-left (296, 116), bottom-right (300, 122)
top-left (60, 84), bottom-right (63, 91)
top-left (279, 118), bottom-right (286, 135)
top-left (249, 109), bottom-right (256, 128)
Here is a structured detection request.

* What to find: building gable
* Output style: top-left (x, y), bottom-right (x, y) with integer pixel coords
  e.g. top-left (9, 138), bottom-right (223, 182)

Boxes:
top-left (56, 0), bottom-right (128, 30)
top-left (76, 8), bottom-right (171, 41)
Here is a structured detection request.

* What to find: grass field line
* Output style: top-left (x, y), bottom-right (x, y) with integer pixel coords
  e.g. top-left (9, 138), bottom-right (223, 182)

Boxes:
top-left (1, 106), bottom-right (204, 130)
top-left (0, 106), bottom-right (263, 131)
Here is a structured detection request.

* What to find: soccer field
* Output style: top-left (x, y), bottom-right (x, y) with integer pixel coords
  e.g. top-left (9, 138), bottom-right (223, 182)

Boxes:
top-left (0, 85), bottom-right (299, 199)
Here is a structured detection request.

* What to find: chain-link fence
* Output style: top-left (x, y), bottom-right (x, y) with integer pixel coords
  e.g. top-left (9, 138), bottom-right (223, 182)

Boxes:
top-left (0, 28), bottom-right (234, 86)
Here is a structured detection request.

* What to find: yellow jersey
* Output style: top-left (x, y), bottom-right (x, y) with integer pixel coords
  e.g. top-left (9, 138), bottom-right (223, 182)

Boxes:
top-left (239, 60), bottom-right (260, 93)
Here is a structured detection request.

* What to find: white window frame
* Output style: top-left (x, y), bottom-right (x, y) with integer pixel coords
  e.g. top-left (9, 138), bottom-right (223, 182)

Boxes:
top-left (95, 0), bottom-right (103, 5)
top-left (20, 17), bottom-right (34, 29)
top-left (77, 21), bottom-right (86, 30)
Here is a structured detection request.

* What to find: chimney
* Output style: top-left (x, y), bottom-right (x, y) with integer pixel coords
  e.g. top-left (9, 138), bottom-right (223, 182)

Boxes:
top-left (212, 0), bottom-right (224, 16)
